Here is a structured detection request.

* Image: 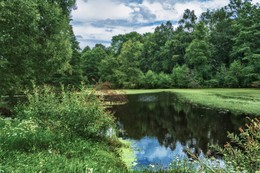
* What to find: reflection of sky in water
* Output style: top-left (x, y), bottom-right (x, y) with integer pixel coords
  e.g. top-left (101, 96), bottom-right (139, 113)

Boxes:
top-left (130, 136), bottom-right (188, 169)
top-left (129, 136), bottom-right (225, 170)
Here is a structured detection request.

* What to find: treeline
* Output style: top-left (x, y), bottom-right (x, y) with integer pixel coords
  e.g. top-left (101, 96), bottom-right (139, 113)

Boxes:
top-left (1, 0), bottom-right (259, 97)
top-left (77, 0), bottom-right (260, 89)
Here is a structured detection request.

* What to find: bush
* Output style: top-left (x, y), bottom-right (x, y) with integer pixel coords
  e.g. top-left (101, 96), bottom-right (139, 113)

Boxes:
top-left (0, 86), bottom-right (127, 172)
top-left (213, 118), bottom-right (260, 172)
top-left (141, 70), bottom-right (158, 89)
top-left (15, 85), bottom-right (114, 139)
top-left (172, 65), bottom-right (192, 88)
top-left (157, 73), bottom-right (172, 88)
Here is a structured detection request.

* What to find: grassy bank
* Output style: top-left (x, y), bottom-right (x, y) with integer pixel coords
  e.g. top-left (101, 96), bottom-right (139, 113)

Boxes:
top-left (0, 86), bottom-right (129, 173)
top-left (123, 89), bottom-right (260, 116)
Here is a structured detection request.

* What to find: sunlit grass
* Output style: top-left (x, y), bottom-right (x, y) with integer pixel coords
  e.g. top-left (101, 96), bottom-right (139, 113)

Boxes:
top-left (123, 89), bottom-right (260, 116)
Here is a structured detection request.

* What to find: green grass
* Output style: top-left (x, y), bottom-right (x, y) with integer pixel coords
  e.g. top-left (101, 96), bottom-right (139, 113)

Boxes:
top-left (0, 137), bottom-right (128, 173)
top-left (0, 86), bottom-right (129, 173)
top-left (123, 89), bottom-right (260, 116)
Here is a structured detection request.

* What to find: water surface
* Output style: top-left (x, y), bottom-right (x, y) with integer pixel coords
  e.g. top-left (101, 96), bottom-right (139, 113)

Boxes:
top-left (111, 92), bottom-right (247, 169)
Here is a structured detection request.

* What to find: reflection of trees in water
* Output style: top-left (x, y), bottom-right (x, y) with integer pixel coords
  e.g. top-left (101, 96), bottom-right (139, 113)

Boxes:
top-left (112, 92), bottom-right (247, 154)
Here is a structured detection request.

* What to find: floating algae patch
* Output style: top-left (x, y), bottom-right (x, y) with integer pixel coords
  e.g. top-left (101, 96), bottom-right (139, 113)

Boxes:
top-left (119, 138), bottom-right (136, 169)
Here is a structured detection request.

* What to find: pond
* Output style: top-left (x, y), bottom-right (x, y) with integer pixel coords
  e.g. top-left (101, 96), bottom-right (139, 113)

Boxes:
top-left (110, 92), bottom-right (248, 169)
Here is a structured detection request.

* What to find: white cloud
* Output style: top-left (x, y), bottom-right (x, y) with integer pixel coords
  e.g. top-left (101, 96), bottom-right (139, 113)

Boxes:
top-left (142, 1), bottom-right (178, 21)
top-left (142, 0), bottom-right (229, 21)
top-left (71, 0), bottom-right (258, 48)
top-left (148, 147), bottom-right (170, 160)
top-left (73, 0), bottom-right (133, 21)
top-left (252, 0), bottom-right (260, 3)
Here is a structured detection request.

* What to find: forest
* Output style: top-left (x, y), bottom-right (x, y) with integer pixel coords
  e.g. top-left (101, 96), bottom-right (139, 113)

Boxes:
top-left (81, 0), bottom-right (259, 89)
top-left (1, 0), bottom-right (260, 97)
top-left (0, 0), bottom-right (259, 172)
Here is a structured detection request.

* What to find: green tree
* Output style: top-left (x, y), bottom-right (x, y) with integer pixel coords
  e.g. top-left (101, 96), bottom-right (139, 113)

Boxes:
top-left (117, 40), bottom-right (144, 88)
top-left (157, 73), bottom-right (172, 88)
top-left (185, 22), bottom-right (212, 84)
top-left (230, 1), bottom-right (260, 86)
top-left (141, 22), bottom-right (174, 73)
top-left (81, 45), bottom-right (108, 84)
top-left (141, 70), bottom-right (158, 89)
top-left (98, 56), bottom-right (120, 86)
top-left (178, 9), bottom-right (198, 32)
top-left (111, 32), bottom-right (142, 56)
top-left (224, 60), bottom-right (243, 87)
top-left (172, 65), bottom-right (192, 88)
top-left (0, 0), bottom-right (73, 96)
top-left (202, 8), bottom-right (235, 67)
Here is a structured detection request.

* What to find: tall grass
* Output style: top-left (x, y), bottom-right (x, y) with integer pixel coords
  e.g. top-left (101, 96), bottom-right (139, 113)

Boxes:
top-left (0, 85), bottom-right (127, 172)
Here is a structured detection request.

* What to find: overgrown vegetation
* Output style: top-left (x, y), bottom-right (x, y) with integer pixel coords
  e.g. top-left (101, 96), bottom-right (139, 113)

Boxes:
top-left (0, 86), bottom-right (128, 172)
top-left (213, 118), bottom-right (260, 173)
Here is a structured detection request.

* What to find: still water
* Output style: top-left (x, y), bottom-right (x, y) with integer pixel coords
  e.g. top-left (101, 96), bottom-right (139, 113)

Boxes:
top-left (111, 92), bottom-right (247, 169)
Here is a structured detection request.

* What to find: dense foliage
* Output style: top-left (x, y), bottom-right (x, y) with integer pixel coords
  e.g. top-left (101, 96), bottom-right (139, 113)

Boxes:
top-left (0, 86), bottom-right (127, 172)
top-left (0, 0), bottom-right (79, 96)
top-left (78, 0), bottom-right (260, 89)
top-left (1, 0), bottom-right (259, 95)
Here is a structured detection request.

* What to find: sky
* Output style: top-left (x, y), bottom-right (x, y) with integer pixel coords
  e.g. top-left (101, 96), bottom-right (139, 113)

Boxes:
top-left (71, 0), bottom-right (260, 48)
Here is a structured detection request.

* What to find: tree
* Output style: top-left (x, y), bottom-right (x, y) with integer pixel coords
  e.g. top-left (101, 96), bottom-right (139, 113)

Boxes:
top-left (207, 8), bottom-right (235, 66)
top-left (172, 65), bottom-right (192, 88)
top-left (224, 0), bottom-right (252, 18)
top-left (51, 28), bottom-right (84, 86)
top-left (111, 32), bottom-right (142, 56)
top-left (141, 70), bottom-right (158, 89)
top-left (81, 45), bottom-right (108, 84)
top-left (230, 1), bottom-right (260, 86)
top-left (0, 0), bottom-right (74, 96)
top-left (116, 40), bottom-right (144, 88)
top-left (185, 22), bottom-right (212, 84)
top-left (141, 22), bottom-right (174, 73)
top-left (224, 60), bottom-right (243, 87)
top-left (178, 9), bottom-right (198, 32)
top-left (98, 56), bottom-right (120, 86)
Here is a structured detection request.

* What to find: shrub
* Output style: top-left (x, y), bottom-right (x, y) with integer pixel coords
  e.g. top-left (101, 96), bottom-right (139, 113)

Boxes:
top-left (213, 118), bottom-right (260, 172)
top-left (141, 70), bottom-right (158, 89)
top-left (15, 85), bottom-right (115, 139)
top-left (0, 86), bottom-right (127, 172)
top-left (157, 73), bottom-right (172, 88)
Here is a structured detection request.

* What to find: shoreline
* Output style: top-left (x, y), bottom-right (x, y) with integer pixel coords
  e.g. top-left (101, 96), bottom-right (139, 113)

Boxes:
top-left (119, 89), bottom-right (260, 116)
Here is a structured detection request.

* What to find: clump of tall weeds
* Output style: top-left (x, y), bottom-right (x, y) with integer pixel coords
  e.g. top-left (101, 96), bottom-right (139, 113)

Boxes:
top-left (213, 117), bottom-right (260, 173)
top-left (0, 85), bottom-right (127, 172)
top-left (14, 85), bottom-right (115, 139)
